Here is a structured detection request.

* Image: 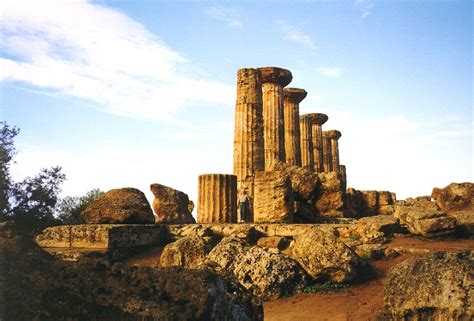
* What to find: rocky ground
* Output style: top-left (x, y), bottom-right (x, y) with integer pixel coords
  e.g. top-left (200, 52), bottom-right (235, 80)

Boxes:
top-left (264, 235), bottom-right (474, 321)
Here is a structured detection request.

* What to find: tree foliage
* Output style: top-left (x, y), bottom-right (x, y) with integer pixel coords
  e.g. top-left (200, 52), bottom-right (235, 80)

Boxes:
top-left (0, 122), bottom-right (19, 218)
top-left (1, 122), bottom-right (66, 234)
top-left (56, 188), bottom-right (104, 225)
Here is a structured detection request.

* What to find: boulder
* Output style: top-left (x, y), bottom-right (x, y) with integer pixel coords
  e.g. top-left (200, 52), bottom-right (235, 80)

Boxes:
top-left (208, 236), bottom-right (307, 300)
top-left (354, 243), bottom-right (388, 260)
top-left (344, 188), bottom-right (363, 218)
top-left (253, 170), bottom-right (294, 223)
top-left (160, 234), bottom-right (215, 268)
top-left (314, 172), bottom-right (345, 217)
top-left (256, 236), bottom-right (289, 250)
top-left (80, 188), bottom-right (154, 224)
top-left (355, 215), bottom-right (401, 243)
top-left (384, 251), bottom-right (473, 320)
top-left (1, 234), bottom-right (263, 321)
top-left (360, 191), bottom-right (379, 216)
top-left (395, 206), bottom-right (456, 238)
top-left (449, 210), bottom-right (474, 235)
top-left (273, 163), bottom-right (319, 222)
top-left (288, 228), bottom-right (360, 283)
top-left (150, 183), bottom-right (195, 224)
top-left (432, 182), bottom-right (473, 213)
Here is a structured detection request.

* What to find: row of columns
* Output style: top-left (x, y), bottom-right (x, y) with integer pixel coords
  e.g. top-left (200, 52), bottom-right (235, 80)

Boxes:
top-left (197, 66), bottom-right (345, 223)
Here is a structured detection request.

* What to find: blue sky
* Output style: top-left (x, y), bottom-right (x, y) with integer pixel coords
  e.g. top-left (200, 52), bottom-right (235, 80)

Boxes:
top-left (1, 0), bottom-right (472, 210)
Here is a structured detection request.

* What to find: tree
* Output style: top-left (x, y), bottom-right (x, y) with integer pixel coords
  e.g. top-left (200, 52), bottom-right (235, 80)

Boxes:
top-left (0, 122), bottom-right (19, 218)
top-left (56, 189), bottom-right (104, 225)
top-left (0, 122), bottom-right (66, 234)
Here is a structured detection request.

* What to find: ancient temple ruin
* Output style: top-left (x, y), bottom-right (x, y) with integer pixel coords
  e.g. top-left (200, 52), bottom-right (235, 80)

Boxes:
top-left (198, 66), bottom-right (346, 223)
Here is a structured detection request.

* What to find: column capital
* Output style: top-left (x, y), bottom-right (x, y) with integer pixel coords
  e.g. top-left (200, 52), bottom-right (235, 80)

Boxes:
top-left (310, 113), bottom-right (328, 126)
top-left (284, 88), bottom-right (307, 103)
top-left (323, 129), bottom-right (341, 140)
top-left (258, 66), bottom-right (292, 87)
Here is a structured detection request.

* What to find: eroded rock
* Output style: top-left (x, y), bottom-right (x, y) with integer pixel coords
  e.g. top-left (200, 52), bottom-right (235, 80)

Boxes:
top-left (1, 234), bottom-right (263, 321)
top-left (208, 236), bottom-right (306, 300)
top-left (150, 183), bottom-right (195, 224)
top-left (253, 170), bottom-right (294, 223)
top-left (314, 172), bottom-right (345, 217)
top-left (160, 234), bottom-right (216, 268)
top-left (432, 182), bottom-right (473, 213)
top-left (288, 228), bottom-right (360, 283)
top-left (80, 188), bottom-right (154, 224)
top-left (384, 251), bottom-right (473, 320)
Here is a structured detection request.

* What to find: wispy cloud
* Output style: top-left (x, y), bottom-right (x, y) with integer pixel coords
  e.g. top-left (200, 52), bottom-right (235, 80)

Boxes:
top-left (317, 67), bottom-right (344, 78)
top-left (0, 0), bottom-right (234, 126)
top-left (354, 0), bottom-right (375, 19)
top-left (277, 20), bottom-right (316, 49)
top-left (203, 7), bottom-right (242, 29)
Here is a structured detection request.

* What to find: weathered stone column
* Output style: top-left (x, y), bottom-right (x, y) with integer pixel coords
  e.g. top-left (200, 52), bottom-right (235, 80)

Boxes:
top-left (283, 88), bottom-right (307, 166)
top-left (258, 67), bottom-right (292, 170)
top-left (197, 174), bottom-right (237, 223)
top-left (322, 131), bottom-right (333, 172)
top-left (233, 68), bottom-right (264, 198)
top-left (310, 113), bottom-right (328, 172)
top-left (339, 164), bottom-right (347, 190)
top-left (299, 114), bottom-right (314, 169)
top-left (327, 130), bottom-right (342, 173)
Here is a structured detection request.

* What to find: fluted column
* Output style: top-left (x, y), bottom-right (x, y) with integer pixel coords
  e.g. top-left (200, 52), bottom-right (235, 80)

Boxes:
top-left (283, 88), bottom-right (307, 166)
top-left (327, 130), bottom-right (342, 173)
top-left (299, 114), bottom-right (314, 169)
top-left (233, 68), bottom-right (264, 198)
top-left (339, 164), bottom-right (347, 190)
top-left (322, 131), bottom-right (333, 172)
top-left (258, 67), bottom-right (292, 170)
top-left (197, 174), bottom-right (237, 223)
top-left (310, 113), bottom-right (328, 172)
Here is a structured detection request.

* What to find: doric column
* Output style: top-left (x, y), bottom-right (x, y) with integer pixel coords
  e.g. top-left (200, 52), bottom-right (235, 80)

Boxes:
top-left (326, 130), bottom-right (342, 173)
top-left (197, 174), bottom-right (237, 223)
top-left (299, 114), bottom-right (314, 169)
top-left (322, 131), bottom-right (333, 172)
top-left (283, 88), bottom-right (307, 166)
top-left (233, 68), bottom-right (264, 198)
top-left (339, 164), bottom-right (347, 190)
top-left (310, 113), bottom-right (328, 172)
top-left (258, 67), bottom-right (292, 170)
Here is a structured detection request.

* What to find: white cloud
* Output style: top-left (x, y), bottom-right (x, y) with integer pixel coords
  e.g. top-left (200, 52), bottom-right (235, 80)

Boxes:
top-left (203, 7), bottom-right (242, 29)
top-left (0, 0), bottom-right (234, 126)
top-left (277, 20), bottom-right (316, 49)
top-left (317, 67), bottom-right (344, 78)
top-left (354, 0), bottom-right (374, 19)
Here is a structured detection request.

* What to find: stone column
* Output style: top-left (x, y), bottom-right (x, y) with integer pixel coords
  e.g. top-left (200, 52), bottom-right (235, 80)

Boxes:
top-left (197, 174), bottom-right (237, 223)
top-left (339, 164), bottom-right (347, 190)
top-left (283, 88), bottom-right (307, 167)
top-left (299, 114), bottom-right (314, 169)
top-left (258, 67), bottom-right (292, 170)
top-left (322, 131), bottom-right (333, 172)
top-left (327, 130), bottom-right (342, 173)
top-left (233, 68), bottom-right (264, 198)
top-left (310, 113), bottom-right (328, 172)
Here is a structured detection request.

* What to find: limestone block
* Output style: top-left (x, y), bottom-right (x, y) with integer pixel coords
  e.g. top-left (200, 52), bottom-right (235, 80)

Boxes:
top-left (160, 234), bottom-right (215, 268)
top-left (150, 183), bottom-right (195, 224)
top-left (253, 170), bottom-right (294, 223)
top-left (313, 172), bottom-right (345, 217)
top-left (385, 251), bottom-right (473, 320)
top-left (80, 188), bottom-right (154, 224)
top-left (288, 228), bottom-right (360, 283)
top-left (35, 225), bottom-right (72, 248)
top-left (432, 182), bottom-right (473, 213)
top-left (256, 236), bottom-right (288, 250)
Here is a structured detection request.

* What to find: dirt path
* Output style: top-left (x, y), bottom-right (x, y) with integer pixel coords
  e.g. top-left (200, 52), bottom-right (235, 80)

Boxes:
top-left (263, 236), bottom-right (474, 321)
